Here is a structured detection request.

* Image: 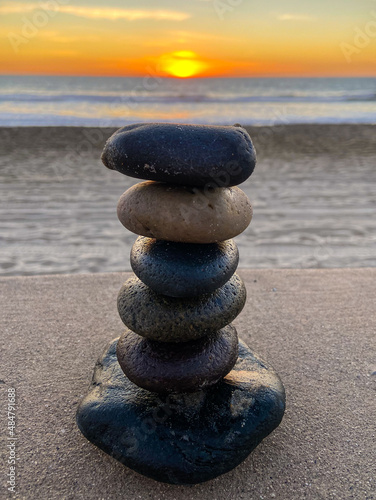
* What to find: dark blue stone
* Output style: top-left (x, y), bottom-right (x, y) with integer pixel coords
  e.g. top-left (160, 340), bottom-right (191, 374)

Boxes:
top-left (77, 338), bottom-right (285, 485)
top-left (101, 123), bottom-right (256, 187)
top-left (131, 237), bottom-right (239, 297)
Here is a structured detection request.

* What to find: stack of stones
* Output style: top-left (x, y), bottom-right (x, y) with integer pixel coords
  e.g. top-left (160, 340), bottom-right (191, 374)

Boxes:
top-left (77, 123), bottom-right (285, 485)
top-left (105, 123), bottom-right (254, 394)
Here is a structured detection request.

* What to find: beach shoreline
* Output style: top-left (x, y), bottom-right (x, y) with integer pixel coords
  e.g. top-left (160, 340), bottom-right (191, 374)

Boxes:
top-left (1, 124), bottom-right (375, 275)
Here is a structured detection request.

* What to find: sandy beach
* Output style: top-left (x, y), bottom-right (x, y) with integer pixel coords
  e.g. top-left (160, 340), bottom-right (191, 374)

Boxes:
top-left (0, 269), bottom-right (375, 498)
top-left (0, 124), bottom-right (375, 275)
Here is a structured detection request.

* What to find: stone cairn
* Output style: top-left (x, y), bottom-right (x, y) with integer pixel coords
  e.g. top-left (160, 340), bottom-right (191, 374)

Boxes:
top-left (77, 123), bottom-right (285, 485)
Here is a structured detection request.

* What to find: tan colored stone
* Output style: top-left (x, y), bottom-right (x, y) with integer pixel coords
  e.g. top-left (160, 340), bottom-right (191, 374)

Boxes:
top-left (117, 181), bottom-right (253, 243)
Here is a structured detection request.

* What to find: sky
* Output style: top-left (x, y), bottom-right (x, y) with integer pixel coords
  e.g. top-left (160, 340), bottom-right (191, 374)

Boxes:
top-left (0, 0), bottom-right (375, 77)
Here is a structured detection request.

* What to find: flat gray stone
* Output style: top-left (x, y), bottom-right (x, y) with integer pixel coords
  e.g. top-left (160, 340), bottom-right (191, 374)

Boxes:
top-left (76, 337), bottom-right (285, 485)
top-left (117, 273), bottom-right (246, 342)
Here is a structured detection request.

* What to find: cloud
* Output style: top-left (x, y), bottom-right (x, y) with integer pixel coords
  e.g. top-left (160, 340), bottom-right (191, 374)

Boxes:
top-left (169, 30), bottom-right (234, 42)
top-left (59, 6), bottom-right (191, 21)
top-left (278, 14), bottom-right (316, 21)
top-left (0, 2), bottom-right (37, 14)
top-left (0, 2), bottom-right (191, 21)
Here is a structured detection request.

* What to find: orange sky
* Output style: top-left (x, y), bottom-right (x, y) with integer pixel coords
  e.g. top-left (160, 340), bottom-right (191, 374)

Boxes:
top-left (0, 1), bottom-right (375, 77)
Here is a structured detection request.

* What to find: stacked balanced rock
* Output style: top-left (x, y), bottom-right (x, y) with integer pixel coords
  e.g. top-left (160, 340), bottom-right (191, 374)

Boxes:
top-left (77, 123), bottom-right (285, 485)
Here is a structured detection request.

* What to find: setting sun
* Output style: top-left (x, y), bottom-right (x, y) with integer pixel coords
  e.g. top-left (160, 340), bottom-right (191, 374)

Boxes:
top-left (159, 51), bottom-right (207, 78)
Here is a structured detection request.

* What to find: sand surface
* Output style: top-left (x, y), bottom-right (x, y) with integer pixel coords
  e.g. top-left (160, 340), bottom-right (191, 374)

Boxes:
top-left (0, 269), bottom-right (375, 499)
top-left (0, 124), bottom-right (375, 275)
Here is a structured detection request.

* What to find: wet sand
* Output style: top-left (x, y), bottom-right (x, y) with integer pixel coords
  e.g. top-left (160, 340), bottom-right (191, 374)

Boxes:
top-left (0, 124), bottom-right (375, 275)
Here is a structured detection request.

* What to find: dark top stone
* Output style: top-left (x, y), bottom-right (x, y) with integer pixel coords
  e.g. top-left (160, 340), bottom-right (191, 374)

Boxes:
top-left (101, 123), bottom-right (256, 187)
top-left (117, 273), bottom-right (246, 342)
top-left (116, 325), bottom-right (238, 393)
top-left (76, 337), bottom-right (286, 485)
top-left (131, 237), bottom-right (239, 297)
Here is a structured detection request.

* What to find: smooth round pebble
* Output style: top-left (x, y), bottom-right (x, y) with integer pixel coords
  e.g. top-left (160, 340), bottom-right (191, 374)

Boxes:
top-left (131, 237), bottom-right (239, 297)
top-left (117, 273), bottom-right (246, 342)
top-left (101, 123), bottom-right (256, 187)
top-left (116, 325), bottom-right (239, 393)
top-left (117, 181), bottom-right (253, 244)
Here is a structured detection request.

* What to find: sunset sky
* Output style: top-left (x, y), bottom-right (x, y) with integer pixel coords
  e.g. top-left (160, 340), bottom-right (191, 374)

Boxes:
top-left (0, 0), bottom-right (375, 77)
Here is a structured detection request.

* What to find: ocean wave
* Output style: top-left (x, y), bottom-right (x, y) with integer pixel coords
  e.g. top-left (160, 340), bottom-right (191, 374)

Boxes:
top-left (0, 112), bottom-right (375, 127)
top-left (1, 92), bottom-right (376, 104)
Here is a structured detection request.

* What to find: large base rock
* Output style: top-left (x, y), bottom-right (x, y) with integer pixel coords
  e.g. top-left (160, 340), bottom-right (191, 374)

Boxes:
top-left (76, 338), bottom-right (285, 485)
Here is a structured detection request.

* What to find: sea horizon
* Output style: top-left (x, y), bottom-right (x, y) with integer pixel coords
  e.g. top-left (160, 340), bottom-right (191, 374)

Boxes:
top-left (1, 74), bottom-right (375, 127)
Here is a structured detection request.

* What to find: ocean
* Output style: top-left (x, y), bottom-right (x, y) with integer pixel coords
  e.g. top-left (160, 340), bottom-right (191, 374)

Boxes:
top-left (1, 75), bottom-right (376, 126)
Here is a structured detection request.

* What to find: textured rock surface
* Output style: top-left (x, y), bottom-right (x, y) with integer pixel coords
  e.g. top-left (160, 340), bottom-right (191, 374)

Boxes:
top-left (117, 273), bottom-right (246, 342)
top-left (131, 237), bottom-right (239, 297)
top-left (116, 325), bottom-right (239, 393)
top-left (117, 181), bottom-right (253, 244)
top-left (101, 123), bottom-right (256, 187)
top-left (76, 337), bottom-right (285, 485)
